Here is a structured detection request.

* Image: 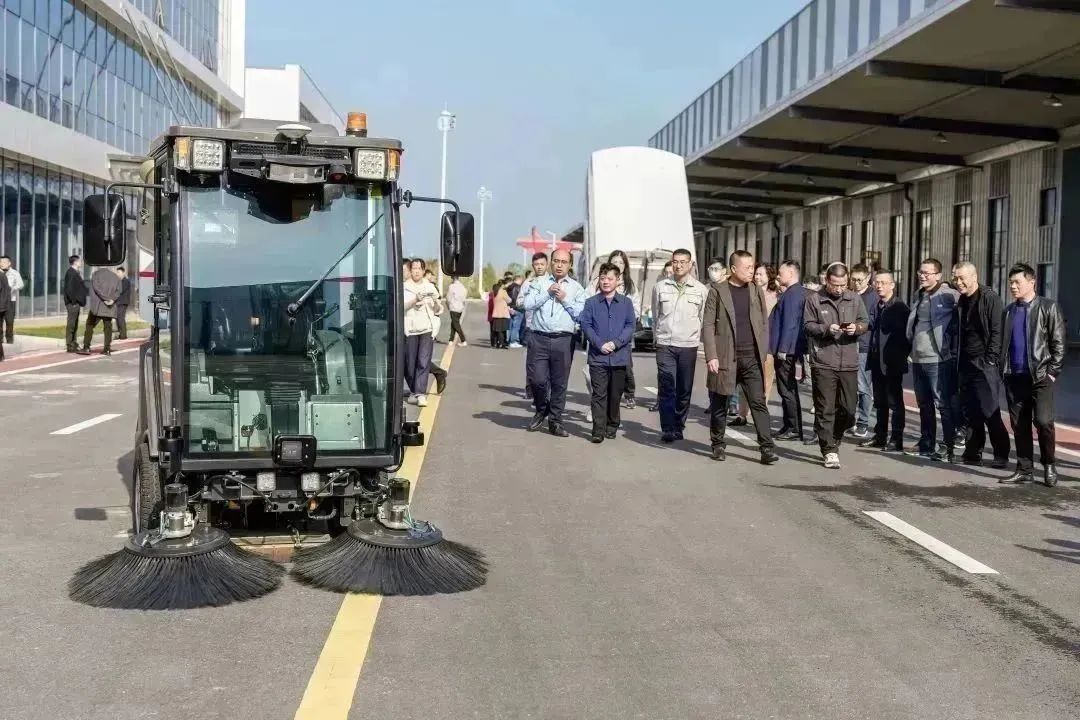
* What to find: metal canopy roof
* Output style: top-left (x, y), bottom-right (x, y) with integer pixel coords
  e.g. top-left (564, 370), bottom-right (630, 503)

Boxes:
top-left (687, 0), bottom-right (1080, 233)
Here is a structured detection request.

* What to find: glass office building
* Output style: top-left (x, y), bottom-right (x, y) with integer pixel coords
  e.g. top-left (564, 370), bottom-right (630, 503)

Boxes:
top-left (0, 0), bottom-right (244, 317)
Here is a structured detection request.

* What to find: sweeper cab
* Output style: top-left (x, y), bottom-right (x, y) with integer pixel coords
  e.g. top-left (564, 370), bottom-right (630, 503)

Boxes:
top-left (68, 113), bottom-right (486, 609)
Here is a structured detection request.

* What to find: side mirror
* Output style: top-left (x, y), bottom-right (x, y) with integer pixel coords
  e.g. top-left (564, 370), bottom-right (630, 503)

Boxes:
top-left (83, 194), bottom-right (127, 266)
top-left (439, 211), bottom-right (475, 277)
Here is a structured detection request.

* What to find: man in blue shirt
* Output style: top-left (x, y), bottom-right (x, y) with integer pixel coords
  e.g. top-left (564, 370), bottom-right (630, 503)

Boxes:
top-left (519, 249), bottom-right (587, 436)
top-left (578, 263), bottom-right (636, 443)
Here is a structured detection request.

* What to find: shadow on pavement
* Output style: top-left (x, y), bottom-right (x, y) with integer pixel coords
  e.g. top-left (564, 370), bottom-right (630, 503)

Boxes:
top-left (765, 475), bottom-right (1080, 510)
top-left (1016, 513), bottom-right (1080, 566)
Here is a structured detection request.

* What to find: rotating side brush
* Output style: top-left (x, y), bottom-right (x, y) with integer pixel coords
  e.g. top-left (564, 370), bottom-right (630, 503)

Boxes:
top-left (291, 478), bottom-right (487, 596)
top-left (69, 480), bottom-right (284, 610)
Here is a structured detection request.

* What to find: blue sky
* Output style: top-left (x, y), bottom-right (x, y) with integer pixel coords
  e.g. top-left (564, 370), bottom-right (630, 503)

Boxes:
top-left (247, 0), bottom-right (807, 269)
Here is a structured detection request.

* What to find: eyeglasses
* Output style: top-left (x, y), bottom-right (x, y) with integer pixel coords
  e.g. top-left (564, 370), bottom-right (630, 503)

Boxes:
top-left (672, 259), bottom-right (691, 266)
top-left (918, 270), bottom-right (940, 277)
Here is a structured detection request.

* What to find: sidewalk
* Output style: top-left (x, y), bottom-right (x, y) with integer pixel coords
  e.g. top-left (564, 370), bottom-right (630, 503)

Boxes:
top-left (1, 332), bottom-right (148, 373)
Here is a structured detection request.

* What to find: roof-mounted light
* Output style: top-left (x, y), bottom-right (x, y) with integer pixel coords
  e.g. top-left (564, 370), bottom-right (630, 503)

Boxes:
top-left (354, 149), bottom-right (387, 181)
top-left (277, 123), bottom-right (312, 141)
top-left (345, 112), bottom-right (368, 137)
top-left (174, 137), bottom-right (224, 172)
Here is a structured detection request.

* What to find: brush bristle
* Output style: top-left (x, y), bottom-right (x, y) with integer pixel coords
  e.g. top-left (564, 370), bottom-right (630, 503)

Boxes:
top-left (69, 543), bottom-right (285, 610)
top-left (291, 534), bottom-right (487, 595)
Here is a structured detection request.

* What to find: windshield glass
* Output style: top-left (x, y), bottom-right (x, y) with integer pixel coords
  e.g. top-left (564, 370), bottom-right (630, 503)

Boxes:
top-left (181, 175), bottom-right (395, 458)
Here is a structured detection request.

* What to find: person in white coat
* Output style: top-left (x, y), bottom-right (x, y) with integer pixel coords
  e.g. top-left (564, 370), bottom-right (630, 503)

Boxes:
top-left (403, 259), bottom-right (443, 407)
top-left (0, 256), bottom-right (24, 344)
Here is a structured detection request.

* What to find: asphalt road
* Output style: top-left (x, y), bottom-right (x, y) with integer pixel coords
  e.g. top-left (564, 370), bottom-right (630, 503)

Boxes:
top-left (2, 309), bottom-right (1079, 719)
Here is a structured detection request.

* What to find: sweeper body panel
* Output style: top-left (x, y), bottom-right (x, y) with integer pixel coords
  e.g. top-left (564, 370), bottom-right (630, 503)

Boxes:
top-left (69, 114), bottom-right (485, 608)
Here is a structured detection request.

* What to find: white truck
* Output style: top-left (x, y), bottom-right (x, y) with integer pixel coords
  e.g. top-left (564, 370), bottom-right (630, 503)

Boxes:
top-left (577, 146), bottom-right (696, 349)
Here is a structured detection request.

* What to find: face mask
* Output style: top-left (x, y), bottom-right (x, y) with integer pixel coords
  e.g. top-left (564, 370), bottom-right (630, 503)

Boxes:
top-left (708, 268), bottom-right (724, 282)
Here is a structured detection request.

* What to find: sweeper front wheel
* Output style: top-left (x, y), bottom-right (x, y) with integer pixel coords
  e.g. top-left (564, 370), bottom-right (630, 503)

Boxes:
top-left (132, 442), bottom-right (163, 534)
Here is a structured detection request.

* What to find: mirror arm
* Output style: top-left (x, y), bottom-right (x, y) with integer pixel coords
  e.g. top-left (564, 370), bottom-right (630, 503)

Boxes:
top-left (398, 190), bottom-right (462, 249)
top-left (102, 181), bottom-right (164, 255)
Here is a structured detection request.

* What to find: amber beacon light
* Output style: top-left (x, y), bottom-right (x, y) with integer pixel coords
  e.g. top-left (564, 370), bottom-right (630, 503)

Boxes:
top-left (345, 112), bottom-right (368, 137)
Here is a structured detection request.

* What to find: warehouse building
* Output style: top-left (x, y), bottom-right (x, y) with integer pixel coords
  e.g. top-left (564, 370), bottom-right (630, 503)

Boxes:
top-left (645, 0), bottom-right (1080, 341)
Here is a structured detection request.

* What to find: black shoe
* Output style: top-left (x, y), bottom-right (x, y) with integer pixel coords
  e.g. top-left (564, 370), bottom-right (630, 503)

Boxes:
top-left (990, 456), bottom-right (1010, 470)
top-left (1044, 463), bottom-right (1058, 488)
top-left (605, 429), bottom-right (617, 440)
top-left (549, 423), bottom-right (569, 438)
top-left (999, 471), bottom-right (1032, 485)
top-left (760, 449), bottom-right (779, 465)
top-left (710, 446), bottom-right (726, 461)
top-left (661, 432), bottom-right (677, 444)
top-left (101, 348), bottom-right (112, 356)
top-left (730, 416), bottom-right (748, 427)
top-left (674, 431), bottom-right (684, 441)
top-left (527, 413), bottom-right (546, 432)
top-left (932, 447), bottom-right (956, 463)
top-left (959, 454), bottom-right (981, 466)
top-left (884, 443), bottom-right (905, 453)
top-left (590, 434), bottom-right (604, 444)
top-left (775, 430), bottom-right (800, 441)
top-left (802, 436), bottom-right (819, 446)
top-left (525, 387), bottom-right (533, 400)
top-left (859, 438), bottom-right (886, 449)
top-left (648, 402), bottom-right (659, 412)
top-left (435, 373), bottom-right (447, 394)
top-left (66, 346), bottom-right (77, 353)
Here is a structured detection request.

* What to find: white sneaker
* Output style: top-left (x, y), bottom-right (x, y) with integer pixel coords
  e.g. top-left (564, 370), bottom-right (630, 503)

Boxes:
top-left (416, 394), bottom-right (428, 407)
top-left (406, 394), bottom-right (418, 405)
top-left (824, 452), bottom-right (841, 469)
top-left (585, 410), bottom-right (593, 423)
top-left (509, 343), bottom-right (522, 348)
top-left (459, 341), bottom-right (468, 346)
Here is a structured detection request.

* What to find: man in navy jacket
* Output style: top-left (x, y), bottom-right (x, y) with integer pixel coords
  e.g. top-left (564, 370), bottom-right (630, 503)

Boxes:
top-left (770, 260), bottom-right (808, 440)
top-left (578, 263), bottom-right (636, 443)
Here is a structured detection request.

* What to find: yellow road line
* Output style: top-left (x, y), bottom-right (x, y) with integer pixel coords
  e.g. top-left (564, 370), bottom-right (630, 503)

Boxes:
top-left (294, 341), bottom-right (457, 720)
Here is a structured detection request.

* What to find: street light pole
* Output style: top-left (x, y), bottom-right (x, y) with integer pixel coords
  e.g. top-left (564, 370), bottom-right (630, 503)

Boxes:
top-left (437, 108), bottom-right (456, 290)
top-left (477, 186), bottom-right (492, 299)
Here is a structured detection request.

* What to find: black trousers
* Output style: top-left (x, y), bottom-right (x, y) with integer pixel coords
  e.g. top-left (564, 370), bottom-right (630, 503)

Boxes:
top-left (83, 312), bottom-right (113, 351)
top-left (959, 363), bottom-right (1010, 461)
top-left (774, 354), bottom-right (803, 437)
top-left (115, 305), bottom-right (128, 339)
top-left (811, 367), bottom-right (858, 454)
top-left (449, 311), bottom-right (466, 342)
top-left (656, 345), bottom-right (697, 433)
top-left (1, 304), bottom-right (13, 342)
top-left (589, 364), bottom-right (626, 435)
top-left (527, 332), bottom-right (574, 424)
top-left (623, 352), bottom-right (636, 398)
top-left (65, 303), bottom-right (81, 349)
top-left (870, 362), bottom-right (905, 446)
top-left (1006, 374), bottom-right (1056, 472)
top-left (709, 355), bottom-right (774, 451)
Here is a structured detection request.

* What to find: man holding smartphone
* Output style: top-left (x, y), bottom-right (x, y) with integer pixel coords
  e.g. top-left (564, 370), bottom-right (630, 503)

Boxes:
top-left (803, 263), bottom-right (869, 469)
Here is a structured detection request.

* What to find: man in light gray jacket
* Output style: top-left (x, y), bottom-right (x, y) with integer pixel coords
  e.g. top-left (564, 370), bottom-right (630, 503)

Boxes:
top-left (905, 258), bottom-right (960, 461)
top-left (78, 266), bottom-right (122, 356)
top-left (0, 255), bottom-right (24, 344)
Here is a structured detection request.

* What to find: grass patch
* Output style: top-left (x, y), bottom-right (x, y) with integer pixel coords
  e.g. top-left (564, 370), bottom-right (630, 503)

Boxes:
top-left (18, 320), bottom-right (149, 340)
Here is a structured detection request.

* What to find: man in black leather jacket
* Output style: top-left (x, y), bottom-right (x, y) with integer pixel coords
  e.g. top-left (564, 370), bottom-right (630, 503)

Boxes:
top-left (1001, 263), bottom-right (1066, 487)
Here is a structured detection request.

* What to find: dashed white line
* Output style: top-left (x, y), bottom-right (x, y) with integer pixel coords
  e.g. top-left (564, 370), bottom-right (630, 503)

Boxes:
top-left (51, 413), bottom-right (123, 435)
top-left (863, 511), bottom-right (998, 574)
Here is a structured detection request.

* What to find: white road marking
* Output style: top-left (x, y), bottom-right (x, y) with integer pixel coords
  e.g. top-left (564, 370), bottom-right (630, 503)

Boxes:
top-left (863, 511), bottom-right (998, 574)
top-left (644, 386), bottom-right (658, 394)
top-left (727, 428), bottom-right (751, 443)
top-left (0, 347), bottom-right (139, 377)
top-left (51, 413), bottom-right (123, 435)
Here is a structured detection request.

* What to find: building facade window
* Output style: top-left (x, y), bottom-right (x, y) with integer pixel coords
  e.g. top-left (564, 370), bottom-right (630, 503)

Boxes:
top-left (860, 218), bottom-right (874, 264)
top-left (840, 223), bottom-right (853, 266)
top-left (988, 197), bottom-right (1010, 297)
top-left (953, 203), bottom-right (971, 265)
top-left (915, 210), bottom-right (932, 265)
top-left (1039, 187), bottom-right (1058, 227)
top-left (0, 150), bottom-right (142, 317)
top-left (2, 1), bottom-right (220, 156)
top-left (1038, 263), bottom-right (1055, 298)
top-left (782, 233), bottom-right (791, 262)
top-left (816, 227), bottom-right (826, 273)
top-left (800, 230), bottom-right (810, 274)
top-left (889, 214), bottom-right (904, 287)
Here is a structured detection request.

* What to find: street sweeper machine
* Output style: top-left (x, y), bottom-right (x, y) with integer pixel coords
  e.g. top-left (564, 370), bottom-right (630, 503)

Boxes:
top-left (68, 113), bottom-right (487, 610)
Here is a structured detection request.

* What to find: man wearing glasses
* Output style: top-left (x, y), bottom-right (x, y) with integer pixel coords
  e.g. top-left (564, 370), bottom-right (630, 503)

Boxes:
top-left (520, 249), bottom-right (587, 437)
top-left (651, 249), bottom-right (707, 443)
top-left (905, 258), bottom-right (960, 461)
